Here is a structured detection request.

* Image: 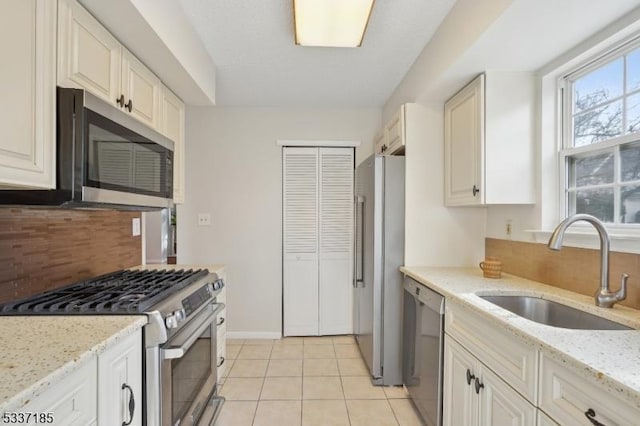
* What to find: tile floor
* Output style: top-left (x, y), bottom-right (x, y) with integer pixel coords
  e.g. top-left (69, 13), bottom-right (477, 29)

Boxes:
top-left (217, 335), bottom-right (424, 426)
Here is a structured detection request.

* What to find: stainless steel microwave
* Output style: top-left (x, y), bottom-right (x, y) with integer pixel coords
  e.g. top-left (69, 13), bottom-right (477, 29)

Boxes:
top-left (0, 88), bottom-right (174, 209)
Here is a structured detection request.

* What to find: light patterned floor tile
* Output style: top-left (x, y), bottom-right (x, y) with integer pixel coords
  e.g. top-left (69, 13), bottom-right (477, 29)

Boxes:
top-left (332, 335), bottom-right (355, 344)
top-left (220, 378), bottom-right (264, 401)
top-left (222, 359), bottom-right (235, 378)
top-left (228, 359), bottom-right (269, 378)
top-left (216, 401), bottom-right (257, 426)
top-left (260, 377), bottom-right (303, 400)
top-left (341, 376), bottom-right (386, 399)
top-left (226, 339), bottom-right (245, 345)
top-left (303, 376), bottom-right (344, 399)
top-left (303, 358), bottom-right (339, 376)
top-left (266, 359), bottom-right (303, 377)
top-left (237, 344), bottom-right (272, 360)
top-left (303, 344), bottom-right (335, 359)
top-left (226, 345), bottom-right (242, 360)
top-left (346, 400), bottom-right (399, 426)
top-left (337, 358), bottom-right (369, 377)
top-left (243, 339), bottom-right (276, 345)
top-left (275, 337), bottom-right (304, 345)
top-left (304, 336), bottom-right (335, 345)
top-left (253, 401), bottom-right (302, 426)
top-left (334, 344), bottom-right (361, 359)
top-left (388, 399), bottom-right (424, 426)
top-left (270, 344), bottom-right (304, 359)
top-left (383, 386), bottom-right (410, 399)
top-left (302, 400), bottom-right (350, 426)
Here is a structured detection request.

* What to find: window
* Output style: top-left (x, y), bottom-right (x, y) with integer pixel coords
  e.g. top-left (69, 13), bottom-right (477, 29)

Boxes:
top-left (562, 39), bottom-right (640, 225)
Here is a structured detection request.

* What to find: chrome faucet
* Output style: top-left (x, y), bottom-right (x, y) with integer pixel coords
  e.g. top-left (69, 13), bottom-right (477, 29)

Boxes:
top-left (547, 214), bottom-right (628, 308)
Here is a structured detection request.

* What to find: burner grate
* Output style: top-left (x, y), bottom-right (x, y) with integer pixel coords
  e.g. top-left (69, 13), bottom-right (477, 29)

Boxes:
top-left (0, 268), bottom-right (209, 315)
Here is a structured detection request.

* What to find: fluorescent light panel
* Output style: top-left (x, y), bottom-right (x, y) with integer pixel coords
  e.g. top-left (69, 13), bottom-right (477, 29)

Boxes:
top-left (294, 0), bottom-right (375, 47)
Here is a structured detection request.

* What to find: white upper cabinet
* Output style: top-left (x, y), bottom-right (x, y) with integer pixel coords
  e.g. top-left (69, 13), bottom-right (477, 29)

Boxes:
top-left (0, 0), bottom-right (56, 189)
top-left (57, 0), bottom-right (121, 105)
top-left (376, 105), bottom-right (407, 155)
top-left (58, 0), bottom-right (163, 131)
top-left (122, 48), bottom-right (161, 129)
top-left (444, 72), bottom-right (536, 206)
top-left (160, 85), bottom-right (186, 204)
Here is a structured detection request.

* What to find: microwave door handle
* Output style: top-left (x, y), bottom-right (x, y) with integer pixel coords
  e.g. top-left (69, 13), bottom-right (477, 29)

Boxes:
top-left (162, 303), bottom-right (225, 360)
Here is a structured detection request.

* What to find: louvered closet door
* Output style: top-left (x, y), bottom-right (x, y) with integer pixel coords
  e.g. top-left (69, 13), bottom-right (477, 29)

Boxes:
top-left (283, 147), bottom-right (354, 336)
top-left (319, 148), bottom-right (354, 335)
top-left (283, 148), bottom-right (319, 336)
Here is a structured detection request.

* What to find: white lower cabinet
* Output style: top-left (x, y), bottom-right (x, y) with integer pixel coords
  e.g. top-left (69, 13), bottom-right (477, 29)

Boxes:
top-left (19, 357), bottom-right (98, 425)
top-left (539, 354), bottom-right (639, 426)
top-left (216, 274), bottom-right (228, 382)
top-left (537, 410), bottom-right (559, 426)
top-left (444, 335), bottom-right (536, 426)
top-left (97, 330), bottom-right (142, 426)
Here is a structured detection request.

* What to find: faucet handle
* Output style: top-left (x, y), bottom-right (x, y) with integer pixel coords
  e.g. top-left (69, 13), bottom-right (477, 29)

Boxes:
top-left (615, 273), bottom-right (629, 302)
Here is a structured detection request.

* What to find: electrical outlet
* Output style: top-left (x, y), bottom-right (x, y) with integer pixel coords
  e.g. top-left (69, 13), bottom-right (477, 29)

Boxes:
top-left (198, 213), bottom-right (211, 226)
top-left (132, 217), bottom-right (141, 236)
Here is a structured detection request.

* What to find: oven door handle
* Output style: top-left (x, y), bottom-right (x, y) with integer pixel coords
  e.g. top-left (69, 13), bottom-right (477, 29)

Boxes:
top-left (161, 303), bottom-right (225, 360)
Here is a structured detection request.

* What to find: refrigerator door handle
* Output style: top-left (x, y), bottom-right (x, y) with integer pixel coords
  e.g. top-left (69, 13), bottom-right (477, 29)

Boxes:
top-left (354, 195), bottom-right (365, 288)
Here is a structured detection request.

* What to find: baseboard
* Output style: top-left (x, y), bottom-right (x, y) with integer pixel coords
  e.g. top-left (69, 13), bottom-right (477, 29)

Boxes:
top-left (226, 331), bottom-right (283, 340)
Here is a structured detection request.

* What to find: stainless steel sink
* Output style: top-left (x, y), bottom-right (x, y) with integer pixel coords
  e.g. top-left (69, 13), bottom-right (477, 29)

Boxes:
top-left (479, 295), bottom-right (632, 330)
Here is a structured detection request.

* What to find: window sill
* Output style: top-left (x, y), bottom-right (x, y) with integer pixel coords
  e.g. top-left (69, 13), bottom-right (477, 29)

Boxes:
top-left (526, 228), bottom-right (640, 254)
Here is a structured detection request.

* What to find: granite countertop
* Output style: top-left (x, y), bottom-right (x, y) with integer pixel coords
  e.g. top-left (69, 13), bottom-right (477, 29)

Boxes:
top-left (0, 315), bottom-right (146, 413)
top-left (401, 266), bottom-right (640, 409)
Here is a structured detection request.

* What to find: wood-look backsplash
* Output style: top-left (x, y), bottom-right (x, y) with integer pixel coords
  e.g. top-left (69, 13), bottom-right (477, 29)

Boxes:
top-left (486, 238), bottom-right (640, 310)
top-left (0, 207), bottom-right (141, 304)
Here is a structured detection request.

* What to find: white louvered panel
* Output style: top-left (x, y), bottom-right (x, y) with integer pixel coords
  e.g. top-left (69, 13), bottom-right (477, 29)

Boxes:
top-left (319, 147), bottom-right (354, 335)
top-left (133, 145), bottom-right (161, 193)
top-left (95, 142), bottom-right (132, 188)
top-left (319, 149), bottom-right (354, 255)
top-left (283, 148), bottom-right (318, 257)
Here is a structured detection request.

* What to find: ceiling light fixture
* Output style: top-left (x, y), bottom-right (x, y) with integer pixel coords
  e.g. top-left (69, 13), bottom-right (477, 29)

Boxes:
top-left (293, 0), bottom-right (375, 48)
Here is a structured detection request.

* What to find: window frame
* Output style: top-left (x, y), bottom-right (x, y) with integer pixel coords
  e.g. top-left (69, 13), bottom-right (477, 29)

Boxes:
top-left (559, 34), bottom-right (640, 232)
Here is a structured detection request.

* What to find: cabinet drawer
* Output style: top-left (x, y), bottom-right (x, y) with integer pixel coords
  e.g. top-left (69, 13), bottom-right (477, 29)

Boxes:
top-left (539, 355), bottom-right (640, 426)
top-left (20, 357), bottom-right (98, 425)
top-left (445, 300), bottom-right (538, 403)
top-left (537, 409), bottom-right (559, 426)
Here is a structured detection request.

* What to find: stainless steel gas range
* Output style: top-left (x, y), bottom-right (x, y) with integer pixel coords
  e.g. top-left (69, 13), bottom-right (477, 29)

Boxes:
top-left (0, 268), bottom-right (225, 426)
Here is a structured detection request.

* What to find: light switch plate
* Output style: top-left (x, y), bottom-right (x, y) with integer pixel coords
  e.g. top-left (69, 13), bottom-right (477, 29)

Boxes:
top-left (198, 213), bottom-right (211, 226)
top-left (132, 217), bottom-right (141, 236)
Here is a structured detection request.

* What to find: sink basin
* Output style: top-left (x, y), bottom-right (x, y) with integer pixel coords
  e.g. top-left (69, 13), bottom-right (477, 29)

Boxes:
top-left (479, 295), bottom-right (632, 330)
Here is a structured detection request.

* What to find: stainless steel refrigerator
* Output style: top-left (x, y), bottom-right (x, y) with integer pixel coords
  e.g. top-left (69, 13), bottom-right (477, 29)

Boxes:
top-left (353, 154), bottom-right (405, 386)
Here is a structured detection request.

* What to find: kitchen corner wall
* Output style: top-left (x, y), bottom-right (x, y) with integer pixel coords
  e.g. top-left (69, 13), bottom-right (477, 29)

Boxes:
top-left (486, 238), bottom-right (640, 310)
top-left (0, 208), bottom-right (142, 303)
top-left (178, 106), bottom-right (381, 337)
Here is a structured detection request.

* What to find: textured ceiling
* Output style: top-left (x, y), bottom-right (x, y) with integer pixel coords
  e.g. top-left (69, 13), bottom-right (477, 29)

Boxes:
top-left (177, 0), bottom-right (456, 107)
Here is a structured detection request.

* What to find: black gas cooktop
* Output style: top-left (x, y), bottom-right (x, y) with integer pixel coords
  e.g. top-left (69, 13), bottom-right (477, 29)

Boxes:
top-left (0, 268), bottom-right (209, 315)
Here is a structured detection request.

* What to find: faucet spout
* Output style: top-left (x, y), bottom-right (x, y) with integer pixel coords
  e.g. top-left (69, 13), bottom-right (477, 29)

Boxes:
top-left (547, 214), bottom-right (628, 308)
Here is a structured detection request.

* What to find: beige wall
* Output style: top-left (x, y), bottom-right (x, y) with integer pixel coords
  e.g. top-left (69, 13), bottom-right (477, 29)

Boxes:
top-left (178, 106), bottom-right (380, 336)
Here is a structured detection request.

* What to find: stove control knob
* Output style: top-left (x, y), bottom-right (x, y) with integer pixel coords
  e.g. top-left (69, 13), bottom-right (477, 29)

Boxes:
top-left (165, 314), bottom-right (179, 329)
top-left (213, 279), bottom-right (225, 290)
top-left (175, 308), bottom-right (186, 322)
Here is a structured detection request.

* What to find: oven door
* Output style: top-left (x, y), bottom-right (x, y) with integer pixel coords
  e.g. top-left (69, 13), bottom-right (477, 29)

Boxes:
top-left (161, 303), bottom-right (225, 426)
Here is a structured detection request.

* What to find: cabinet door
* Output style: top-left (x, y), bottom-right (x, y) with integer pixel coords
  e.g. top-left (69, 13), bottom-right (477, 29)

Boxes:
top-left (121, 48), bottom-right (161, 129)
top-left (0, 0), bottom-right (56, 189)
top-left (19, 357), bottom-right (98, 425)
top-left (386, 107), bottom-right (405, 154)
top-left (98, 330), bottom-right (142, 426)
top-left (160, 85), bottom-right (186, 204)
top-left (477, 365), bottom-right (536, 426)
top-left (58, 0), bottom-right (121, 106)
top-left (444, 74), bottom-right (484, 206)
top-left (374, 130), bottom-right (386, 155)
top-left (443, 336), bottom-right (478, 426)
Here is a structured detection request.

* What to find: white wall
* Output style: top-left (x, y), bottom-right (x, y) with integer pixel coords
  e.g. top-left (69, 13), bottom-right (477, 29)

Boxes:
top-left (178, 107), bottom-right (380, 336)
top-left (404, 103), bottom-right (486, 266)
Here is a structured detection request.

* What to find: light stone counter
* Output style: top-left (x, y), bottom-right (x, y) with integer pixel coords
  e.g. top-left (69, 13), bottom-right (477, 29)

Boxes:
top-left (401, 266), bottom-right (640, 409)
top-left (0, 315), bottom-right (146, 412)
